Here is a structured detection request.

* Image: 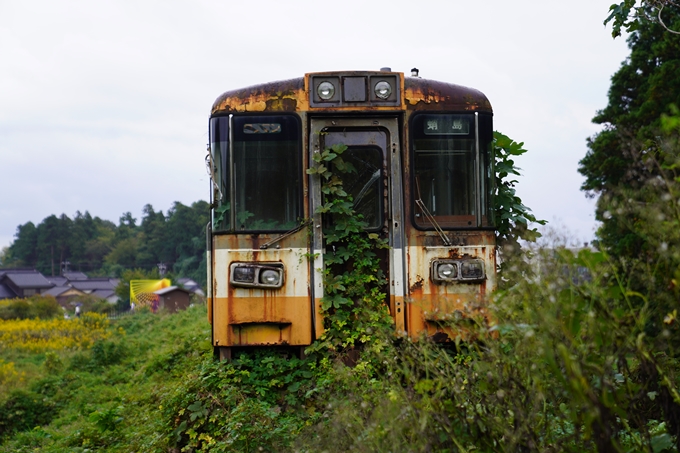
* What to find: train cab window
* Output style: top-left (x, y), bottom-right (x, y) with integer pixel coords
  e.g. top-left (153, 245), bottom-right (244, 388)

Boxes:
top-left (210, 115), bottom-right (302, 232)
top-left (411, 113), bottom-right (494, 229)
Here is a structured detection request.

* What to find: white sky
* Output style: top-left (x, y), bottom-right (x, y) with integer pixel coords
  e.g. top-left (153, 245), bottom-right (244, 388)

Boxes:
top-left (0, 0), bottom-right (630, 250)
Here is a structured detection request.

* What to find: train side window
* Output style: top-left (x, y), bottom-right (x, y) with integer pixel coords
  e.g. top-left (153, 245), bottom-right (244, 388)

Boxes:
top-left (209, 116), bottom-right (230, 231)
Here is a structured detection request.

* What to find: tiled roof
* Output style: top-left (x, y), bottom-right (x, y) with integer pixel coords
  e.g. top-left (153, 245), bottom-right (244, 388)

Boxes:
top-left (47, 276), bottom-right (68, 286)
top-left (43, 286), bottom-right (75, 297)
top-left (70, 280), bottom-right (116, 291)
top-left (92, 289), bottom-right (116, 299)
top-left (0, 268), bottom-right (39, 279)
top-left (0, 283), bottom-right (17, 299)
top-left (154, 286), bottom-right (190, 296)
top-left (4, 272), bottom-right (54, 289)
top-left (63, 271), bottom-right (89, 281)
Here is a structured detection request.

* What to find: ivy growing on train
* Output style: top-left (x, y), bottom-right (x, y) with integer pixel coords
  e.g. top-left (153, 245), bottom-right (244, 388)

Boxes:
top-left (305, 144), bottom-right (393, 354)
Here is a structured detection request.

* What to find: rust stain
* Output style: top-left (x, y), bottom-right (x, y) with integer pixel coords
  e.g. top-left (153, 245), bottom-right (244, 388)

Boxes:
top-left (409, 275), bottom-right (424, 293)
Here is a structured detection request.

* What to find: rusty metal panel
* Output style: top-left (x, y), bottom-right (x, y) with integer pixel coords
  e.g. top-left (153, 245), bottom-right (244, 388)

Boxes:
top-left (404, 78), bottom-right (493, 112)
top-left (405, 233), bottom-right (496, 339)
top-left (211, 77), bottom-right (307, 114)
top-left (212, 233), bottom-right (312, 347)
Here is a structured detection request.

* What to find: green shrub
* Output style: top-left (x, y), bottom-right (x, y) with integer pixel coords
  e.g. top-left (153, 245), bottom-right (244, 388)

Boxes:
top-left (0, 390), bottom-right (57, 438)
top-left (0, 296), bottom-right (61, 320)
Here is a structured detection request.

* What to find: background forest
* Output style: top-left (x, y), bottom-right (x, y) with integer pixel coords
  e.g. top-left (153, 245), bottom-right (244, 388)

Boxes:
top-left (0, 201), bottom-right (209, 287)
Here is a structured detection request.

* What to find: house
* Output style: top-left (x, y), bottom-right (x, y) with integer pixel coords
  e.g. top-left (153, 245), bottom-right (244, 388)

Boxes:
top-left (43, 285), bottom-right (87, 306)
top-left (0, 268), bottom-right (55, 298)
top-left (0, 269), bottom-right (120, 304)
top-left (153, 286), bottom-right (191, 313)
top-left (67, 278), bottom-right (120, 304)
top-left (177, 277), bottom-right (205, 297)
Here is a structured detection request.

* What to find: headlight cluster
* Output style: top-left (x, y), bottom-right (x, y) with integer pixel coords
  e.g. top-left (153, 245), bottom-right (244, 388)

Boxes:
top-left (230, 263), bottom-right (284, 289)
top-left (431, 259), bottom-right (485, 284)
top-left (310, 73), bottom-right (399, 106)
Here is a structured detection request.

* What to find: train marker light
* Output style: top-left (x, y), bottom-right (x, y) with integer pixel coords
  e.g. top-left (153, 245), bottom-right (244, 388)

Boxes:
top-left (317, 81), bottom-right (335, 100)
top-left (374, 80), bottom-right (392, 100)
top-left (230, 263), bottom-right (284, 289)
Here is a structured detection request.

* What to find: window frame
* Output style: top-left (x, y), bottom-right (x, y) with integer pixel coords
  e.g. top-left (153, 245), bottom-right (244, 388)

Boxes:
top-left (209, 113), bottom-right (304, 233)
top-left (409, 111), bottom-right (495, 231)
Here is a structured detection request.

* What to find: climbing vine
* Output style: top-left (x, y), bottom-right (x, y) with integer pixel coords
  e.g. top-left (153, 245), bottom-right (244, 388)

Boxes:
top-left (305, 144), bottom-right (393, 354)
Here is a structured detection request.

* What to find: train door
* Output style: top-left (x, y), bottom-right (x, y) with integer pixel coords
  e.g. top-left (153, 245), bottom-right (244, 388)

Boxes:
top-left (308, 118), bottom-right (406, 336)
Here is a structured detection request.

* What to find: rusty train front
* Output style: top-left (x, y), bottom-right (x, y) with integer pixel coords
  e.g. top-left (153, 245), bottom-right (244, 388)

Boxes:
top-left (207, 69), bottom-right (496, 359)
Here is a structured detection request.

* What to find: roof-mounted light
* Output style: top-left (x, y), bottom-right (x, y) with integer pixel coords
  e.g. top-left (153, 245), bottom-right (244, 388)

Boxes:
top-left (317, 81), bottom-right (335, 100)
top-left (374, 80), bottom-right (392, 100)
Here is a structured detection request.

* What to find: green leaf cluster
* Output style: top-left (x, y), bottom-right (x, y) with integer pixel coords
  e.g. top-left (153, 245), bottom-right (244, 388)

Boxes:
top-left (493, 131), bottom-right (546, 248)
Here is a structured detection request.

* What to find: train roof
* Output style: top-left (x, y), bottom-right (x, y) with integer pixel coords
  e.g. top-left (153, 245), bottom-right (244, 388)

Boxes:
top-left (211, 71), bottom-right (492, 115)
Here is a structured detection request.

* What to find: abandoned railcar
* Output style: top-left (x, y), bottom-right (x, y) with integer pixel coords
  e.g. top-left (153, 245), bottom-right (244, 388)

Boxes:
top-left (206, 69), bottom-right (496, 359)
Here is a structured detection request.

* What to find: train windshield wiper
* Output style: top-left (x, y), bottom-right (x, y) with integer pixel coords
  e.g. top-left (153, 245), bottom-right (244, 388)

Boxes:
top-left (415, 178), bottom-right (451, 246)
top-left (260, 220), bottom-right (312, 250)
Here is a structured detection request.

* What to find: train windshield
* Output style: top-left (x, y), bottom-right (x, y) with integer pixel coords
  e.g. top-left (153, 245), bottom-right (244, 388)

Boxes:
top-left (210, 115), bottom-right (302, 232)
top-left (411, 113), bottom-right (494, 229)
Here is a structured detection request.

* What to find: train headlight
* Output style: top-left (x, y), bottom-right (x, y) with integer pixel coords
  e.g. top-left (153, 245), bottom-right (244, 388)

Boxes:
top-left (232, 266), bottom-right (255, 284)
top-left (460, 259), bottom-right (485, 281)
top-left (374, 80), bottom-right (392, 100)
top-left (431, 258), bottom-right (486, 284)
top-left (317, 81), bottom-right (335, 100)
top-left (260, 269), bottom-right (281, 286)
top-left (230, 263), bottom-right (284, 289)
top-left (437, 263), bottom-right (456, 279)
top-left (432, 260), bottom-right (457, 283)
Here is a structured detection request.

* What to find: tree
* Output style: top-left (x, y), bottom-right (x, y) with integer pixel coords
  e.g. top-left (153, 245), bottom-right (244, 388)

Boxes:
top-left (606, 1), bottom-right (680, 37)
top-left (7, 221), bottom-right (38, 267)
top-left (579, 7), bottom-right (680, 257)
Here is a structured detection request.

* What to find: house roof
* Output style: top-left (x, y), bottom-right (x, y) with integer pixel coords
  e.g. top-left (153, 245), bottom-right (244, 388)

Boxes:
top-left (63, 271), bottom-right (89, 281)
top-left (0, 268), bottom-right (38, 279)
top-left (70, 279), bottom-right (116, 291)
top-left (43, 286), bottom-right (86, 297)
top-left (3, 272), bottom-right (54, 289)
top-left (154, 286), bottom-right (191, 296)
top-left (47, 276), bottom-right (68, 286)
top-left (0, 283), bottom-right (16, 299)
top-left (92, 289), bottom-right (116, 299)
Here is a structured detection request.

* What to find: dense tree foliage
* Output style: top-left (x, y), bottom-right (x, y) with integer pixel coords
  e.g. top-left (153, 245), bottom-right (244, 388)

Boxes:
top-left (2, 201), bottom-right (209, 286)
top-left (579, 7), bottom-right (680, 257)
top-left (606, 1), bottom-right (680, 37)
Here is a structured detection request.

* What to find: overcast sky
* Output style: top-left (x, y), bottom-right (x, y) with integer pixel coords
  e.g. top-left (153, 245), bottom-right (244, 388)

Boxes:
top-left (0, 0), bottom-right (630, 250)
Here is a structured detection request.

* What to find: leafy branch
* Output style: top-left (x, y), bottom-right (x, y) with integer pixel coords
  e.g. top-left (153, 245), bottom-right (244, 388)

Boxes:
top-left (493, 131), bottom-right (546, 248)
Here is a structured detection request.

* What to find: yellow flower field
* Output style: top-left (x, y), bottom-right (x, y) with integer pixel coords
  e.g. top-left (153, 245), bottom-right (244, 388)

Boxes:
top-left (0, 312), bottom-right (113, 352)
